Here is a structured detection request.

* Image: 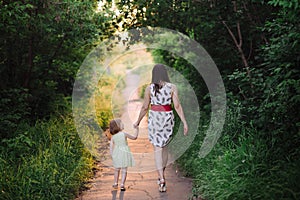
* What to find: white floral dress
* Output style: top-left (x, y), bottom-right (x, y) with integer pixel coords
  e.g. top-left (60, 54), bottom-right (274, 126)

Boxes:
top-left (148, 83), bottom-right (174, 147)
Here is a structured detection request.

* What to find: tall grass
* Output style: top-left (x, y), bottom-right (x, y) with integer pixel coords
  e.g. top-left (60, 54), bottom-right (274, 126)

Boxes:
top-left (176, 106), bottom-right (300, 200)
top-left (0, 115), bottom-right (96, 200)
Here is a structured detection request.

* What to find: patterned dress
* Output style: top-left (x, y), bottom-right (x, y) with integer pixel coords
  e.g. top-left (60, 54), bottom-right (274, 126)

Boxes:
top-left (111, 132), bottom-right (135, 168)
top-left (148, 82), bottom-right (174, 147)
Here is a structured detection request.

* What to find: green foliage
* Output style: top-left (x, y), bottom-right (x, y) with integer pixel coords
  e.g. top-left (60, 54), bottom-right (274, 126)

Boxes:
top-left (0, 115), bottom-right (95, 200)
top-left (0, 88), bottom-right (31, 138)
top-left (116, 0), bottom-right (274, 71)
top-left (0, 0), bottom-right (114, 123)
top-left (95, 74), bottom-right (125, 128)
top-left (268, 0), bottom-right (299, 9)
top-left (226, 0), bottom-right (300, 163)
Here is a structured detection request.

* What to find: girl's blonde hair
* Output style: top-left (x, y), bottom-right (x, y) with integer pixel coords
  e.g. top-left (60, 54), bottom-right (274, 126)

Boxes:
top-left (109, 119), bottom-right (122, 135)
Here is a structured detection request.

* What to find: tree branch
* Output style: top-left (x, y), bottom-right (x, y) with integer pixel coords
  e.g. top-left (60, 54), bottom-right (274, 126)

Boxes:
top-left (219, 1), bottom-right (249, 70)
top-left (233, 1), bottom-right (242, 48)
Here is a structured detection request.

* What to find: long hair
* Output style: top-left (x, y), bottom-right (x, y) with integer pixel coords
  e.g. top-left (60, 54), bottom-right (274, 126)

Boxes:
top-left (151, 64), bottom-right (170, 96)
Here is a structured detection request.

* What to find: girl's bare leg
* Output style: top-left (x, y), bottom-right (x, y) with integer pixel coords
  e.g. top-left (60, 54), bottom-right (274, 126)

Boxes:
top-left (114, 168), bottom-right (120, 185)
top-left (120, 167), bottom-right (127, 185)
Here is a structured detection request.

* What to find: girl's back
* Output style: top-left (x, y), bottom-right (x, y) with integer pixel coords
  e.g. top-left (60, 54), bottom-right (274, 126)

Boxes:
top-left (112, 132), bottom-right (127, 147)
top-left (111, 131), bottom-right (134, 168)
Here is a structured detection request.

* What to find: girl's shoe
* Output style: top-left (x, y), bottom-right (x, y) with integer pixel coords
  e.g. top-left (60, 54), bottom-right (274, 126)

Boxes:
top-left (158, 179), bottom-right (166, 192)
top-left (112, 183), bottom-right (118, 189)
top-left (120, 184), bottom-right (126, 191)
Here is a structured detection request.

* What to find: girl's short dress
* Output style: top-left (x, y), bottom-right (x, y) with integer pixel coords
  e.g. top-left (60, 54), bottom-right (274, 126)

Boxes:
top-left (148, 83), bottom-right (175, 148)
top-left (112, 132), bottom-right (134, 168)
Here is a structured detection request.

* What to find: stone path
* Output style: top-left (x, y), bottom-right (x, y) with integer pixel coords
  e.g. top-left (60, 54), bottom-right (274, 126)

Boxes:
top-left (75, 71), bottom-right (193, 200)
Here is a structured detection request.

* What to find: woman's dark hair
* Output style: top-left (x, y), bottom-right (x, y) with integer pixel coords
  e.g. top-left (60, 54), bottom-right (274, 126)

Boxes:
top-left (109, 119), bottom-right (122, 135)
top-left (151, 64), bottom-right (170, 96)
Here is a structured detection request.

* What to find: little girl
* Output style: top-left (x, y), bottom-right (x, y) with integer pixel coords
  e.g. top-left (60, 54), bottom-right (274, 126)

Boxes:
top-left (109, 118), bottom-right (139, 191)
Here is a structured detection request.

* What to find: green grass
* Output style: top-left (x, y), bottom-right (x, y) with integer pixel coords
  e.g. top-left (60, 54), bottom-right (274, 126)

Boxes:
top-left (176, 107), bottom-right (300, 200)
top-left (0, 115), bottom-right (96, 200)
top-left (0, 71), bottom-right (118, 199)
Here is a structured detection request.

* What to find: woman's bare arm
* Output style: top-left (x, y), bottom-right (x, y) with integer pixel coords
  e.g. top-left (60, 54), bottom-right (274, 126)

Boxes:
top-left (172, 84), bottom-right (188, 135)
top-left (134, 85), bottom-right (150, 127)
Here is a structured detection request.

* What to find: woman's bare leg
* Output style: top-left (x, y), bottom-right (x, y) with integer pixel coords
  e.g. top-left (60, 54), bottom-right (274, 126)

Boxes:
top-left (154, 146), bottom-right (167, 192)
top-left (154, 146), bottom-right (164, 180)
top-left (162, 146), bottom-right (168, 171)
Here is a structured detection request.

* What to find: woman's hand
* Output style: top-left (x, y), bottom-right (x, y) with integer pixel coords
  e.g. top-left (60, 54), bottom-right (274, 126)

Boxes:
top-left (133, 122), bottom-right (139, 128)
top-left (183, 122), bottom-right (188, 136)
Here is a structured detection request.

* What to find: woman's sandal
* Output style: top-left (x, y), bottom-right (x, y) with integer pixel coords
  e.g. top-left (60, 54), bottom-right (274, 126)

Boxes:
top-left (158, 178), bottom-right (167, 192)
top-left (112, 183), bottom-right (118, 189)
top-left (120, 184), bottom-right (126, 191)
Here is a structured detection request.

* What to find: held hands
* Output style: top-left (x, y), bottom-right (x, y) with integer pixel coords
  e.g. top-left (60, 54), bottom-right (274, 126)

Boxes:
top-left (133, 123), bottom-right (139, 140)
top-left (133, 122), bottom-right (139, 129)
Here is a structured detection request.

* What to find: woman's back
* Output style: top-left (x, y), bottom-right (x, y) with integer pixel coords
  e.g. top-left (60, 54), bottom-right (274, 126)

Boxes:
top-left (150, 83), bottom-right (172, 105)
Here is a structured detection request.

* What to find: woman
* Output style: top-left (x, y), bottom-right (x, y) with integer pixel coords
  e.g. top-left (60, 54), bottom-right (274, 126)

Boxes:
top-left (134, 64), bottom-right (188, 192)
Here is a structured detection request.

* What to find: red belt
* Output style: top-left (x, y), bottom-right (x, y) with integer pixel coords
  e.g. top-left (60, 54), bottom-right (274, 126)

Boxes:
top-left (151, 105), bottom-right (172, 112)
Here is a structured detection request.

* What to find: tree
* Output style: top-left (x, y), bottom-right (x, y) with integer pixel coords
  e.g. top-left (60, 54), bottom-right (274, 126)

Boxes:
top-left (0, 0), bottom-right (115, 137)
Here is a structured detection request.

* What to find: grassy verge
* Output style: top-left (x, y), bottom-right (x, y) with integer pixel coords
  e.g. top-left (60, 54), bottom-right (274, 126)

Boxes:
top-left (0, 115), bottom-right (96, 200)
top-left (176, 106), bottom-right (300, 200)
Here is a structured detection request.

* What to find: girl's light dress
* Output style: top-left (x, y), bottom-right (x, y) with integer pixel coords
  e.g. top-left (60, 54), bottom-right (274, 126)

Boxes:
top-left (111, 132), bottom-right (135, 168)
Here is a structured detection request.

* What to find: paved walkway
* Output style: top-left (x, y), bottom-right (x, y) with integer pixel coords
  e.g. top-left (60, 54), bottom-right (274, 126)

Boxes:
top-left (75, 71), bottom-right (193, 200)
